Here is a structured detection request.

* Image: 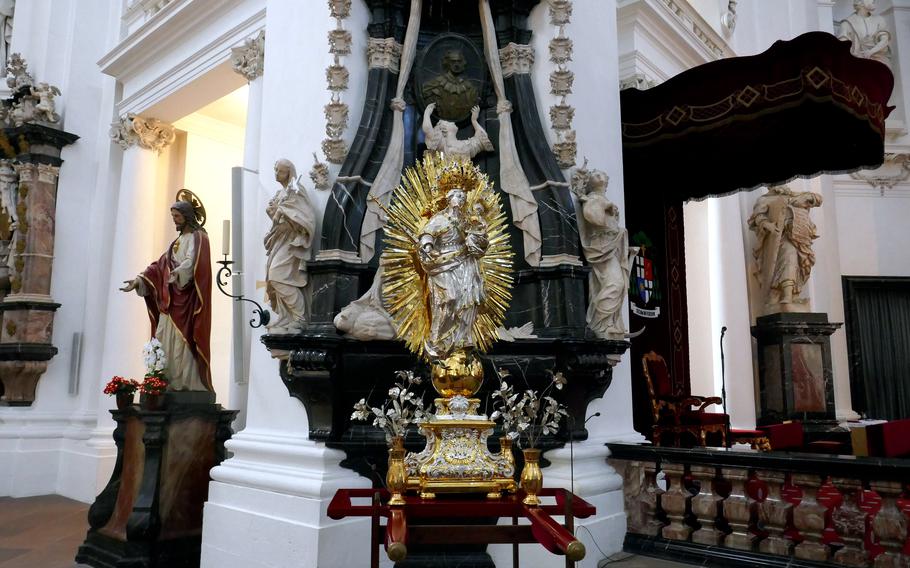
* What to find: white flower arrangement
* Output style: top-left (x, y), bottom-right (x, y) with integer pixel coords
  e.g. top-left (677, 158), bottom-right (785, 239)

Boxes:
top-left (141, 338), bottom-right (167, 377)
top-left (490, 369), bottom-right (568, 449)
top-left (351, 370), bottom-right (427, 443)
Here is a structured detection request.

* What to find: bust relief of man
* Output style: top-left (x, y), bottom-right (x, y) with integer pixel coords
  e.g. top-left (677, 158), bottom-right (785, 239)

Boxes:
top-left (421, 49), bottom-right (479, 122)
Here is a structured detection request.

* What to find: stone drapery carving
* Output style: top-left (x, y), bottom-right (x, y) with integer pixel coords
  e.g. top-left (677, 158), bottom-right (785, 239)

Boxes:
top-left (422, 103), bottom-right (493, 161)
top-left (264, 159), bottom-right (316, 334)
top-left (109, 114), bottom-right (176, 153)
top-left (573, 164), bottom-right (636, 339)
top-left (322, 0), bottom-right (352, 164)
top-left (480, 0), bottom-right (542, 267)
top-left (547, 0), bottom-right (577, 168)
top-left (0, 1), bottom-right (14, 76)
top-left (747, 185), bottom-right (823, 315)
top-left (230, 30), bottom-right (265, 82)
top-left (367, 37), bottom-right (401, 71)
top-left (333, 265), bottom-right (396, 341)
top-left (837, 0), bottom-right (891, 66)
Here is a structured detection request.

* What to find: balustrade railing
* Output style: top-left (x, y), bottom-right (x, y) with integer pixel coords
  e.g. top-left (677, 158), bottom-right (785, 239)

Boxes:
top-left (608, 443), bottom-right (910, 567)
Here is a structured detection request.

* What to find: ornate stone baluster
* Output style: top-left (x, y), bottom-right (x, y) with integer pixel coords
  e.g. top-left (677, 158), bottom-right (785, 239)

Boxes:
top-left (642, 461), bottom-right (666, 536)
top-left (756, 469), bottom-right (793, 556)
top-left (691, 464), bottom-right (724, 545)
top-left (792, 473), bottom-right (830, 562)
top-left (660, 462), bottom-right (692, 541)
top-left (870, 480), bottom-right (908, 568)
top-left (722, 466), bottom-right (757, 550)
top-left (831, 477), bottom-right (868, 567)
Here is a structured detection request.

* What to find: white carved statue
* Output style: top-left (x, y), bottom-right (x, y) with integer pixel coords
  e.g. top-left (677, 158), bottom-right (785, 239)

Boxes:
top-left (838, 0), bottom-right (891, 66)
top-left (747, 185), bottom-right (823, 314)
top-left (333, 264), bottom-right (397, 341)
top-left (264, 159), bottom-right (316, 334)
top-left (31, 82), bottom-right (60, 123)
top-left (422, 102), bottom-right (493, 161)
top-left (0, 160), bottom-right (15, 273)
top-left (574, 165), bottom-right (636, 340)
top-left (0, 0), bottom-right (14, 76)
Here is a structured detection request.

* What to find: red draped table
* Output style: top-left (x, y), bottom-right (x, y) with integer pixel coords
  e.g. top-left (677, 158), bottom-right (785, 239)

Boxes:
top-left (327, 488), bottom-right (595, 567)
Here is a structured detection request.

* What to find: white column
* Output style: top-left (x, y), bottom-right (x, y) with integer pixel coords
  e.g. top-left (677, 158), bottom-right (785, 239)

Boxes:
top-left (200, 7), bottom-right (372, 566)
top-left (804, 176), bottom-right (858, 420)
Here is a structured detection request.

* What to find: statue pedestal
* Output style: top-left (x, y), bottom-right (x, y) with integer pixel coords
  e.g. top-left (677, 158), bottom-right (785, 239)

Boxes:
top-left (75, 392), bottom-right (236, 568)
top-left (751, 313), bottom-right (842, 428)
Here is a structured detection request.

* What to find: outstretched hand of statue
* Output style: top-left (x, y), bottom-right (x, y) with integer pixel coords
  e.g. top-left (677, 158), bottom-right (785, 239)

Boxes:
top-left (426, 102), bottom-right (437, 115)
top-left (119, 278), bottom-right (139, 293)
top-left (470, 105), bottom-right (480, 122)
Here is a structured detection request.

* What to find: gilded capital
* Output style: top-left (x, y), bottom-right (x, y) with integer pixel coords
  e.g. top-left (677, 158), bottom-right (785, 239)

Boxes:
top-left (110, 114), bottom-right (176, 153)
top-left (230, 30), bottom-right (265, 82)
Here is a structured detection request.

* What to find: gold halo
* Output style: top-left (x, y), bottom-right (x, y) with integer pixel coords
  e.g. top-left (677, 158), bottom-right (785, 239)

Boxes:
top-left (381, 153), bottom-right (513, 359)
top-left (175, 188), bottom-right (207, 227)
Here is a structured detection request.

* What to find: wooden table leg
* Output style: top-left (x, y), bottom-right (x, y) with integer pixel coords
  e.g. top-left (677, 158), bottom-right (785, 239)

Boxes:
top-left (512, 514), bottom-right (519, 568)
top-left (386, 507), bottom-right (408, 562)
top-left (371, 492), bottom-right (380, 568)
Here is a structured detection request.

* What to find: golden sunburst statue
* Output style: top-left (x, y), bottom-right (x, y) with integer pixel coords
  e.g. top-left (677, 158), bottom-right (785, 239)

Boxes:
top-left (381, 152), bottom-right (518, 499)
top-left (382, 153), bottom-right (512, 363)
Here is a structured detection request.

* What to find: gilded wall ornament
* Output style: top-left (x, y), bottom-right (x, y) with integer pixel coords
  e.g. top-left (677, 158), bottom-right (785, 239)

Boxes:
top-left (321, 137), bottom-right (347, 165)
top-left (548, 36), bottom-right (573, 65)
top-left (328, 28), bottom-right (352, 57)
top-left (109, 114), bottom-right (176, 153)
top-left (324, 101), bottom-right (349, 138)
top-left (548, 0), bottom-right (572, 26)
top-left (230, 30), bottom-right (265, 82)
top-left (552, 130), bottom-right (577, 170)
top-left (549, 69), bottom-right (574, 98)
top-left (328, 0), bottom-right (351, 19)
top-left (549, 104), bottom-right (574, 130)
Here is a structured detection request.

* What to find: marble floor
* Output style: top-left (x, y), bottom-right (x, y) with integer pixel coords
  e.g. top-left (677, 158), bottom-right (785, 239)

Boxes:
top-left (0, 495), bottom-right (691, 568)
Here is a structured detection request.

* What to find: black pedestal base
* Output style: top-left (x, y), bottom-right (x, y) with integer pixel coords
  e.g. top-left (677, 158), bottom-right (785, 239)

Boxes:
top-left (75, 392), bottom-right (236, 568)
top-left (751, 312), bottom-right (842, 426)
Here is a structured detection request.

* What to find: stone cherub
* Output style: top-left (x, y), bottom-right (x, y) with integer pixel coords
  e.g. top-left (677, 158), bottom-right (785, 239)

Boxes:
top-left (747, 184), bottom-right (823, 314)
top-left (264, 159), bottom-right (316, 333)
top-left (32, 82), bottom-right (61, 123)
top-left (572, 161), bottom-right (637, 340)
top-left (422, 102), bottom-right (493, 161)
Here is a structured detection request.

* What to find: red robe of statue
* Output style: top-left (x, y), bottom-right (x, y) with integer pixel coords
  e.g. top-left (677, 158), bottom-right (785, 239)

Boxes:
top-left (138, 229), bottom-right (213, 392)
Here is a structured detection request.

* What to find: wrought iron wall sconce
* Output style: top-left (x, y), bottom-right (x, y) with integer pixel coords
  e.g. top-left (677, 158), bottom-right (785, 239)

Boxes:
top-left (215, 218), bottom-right (269, 328)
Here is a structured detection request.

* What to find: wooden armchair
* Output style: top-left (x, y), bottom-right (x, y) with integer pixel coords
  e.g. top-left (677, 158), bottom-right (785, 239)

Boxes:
top-left (641, 351), bottom-right (728, 447)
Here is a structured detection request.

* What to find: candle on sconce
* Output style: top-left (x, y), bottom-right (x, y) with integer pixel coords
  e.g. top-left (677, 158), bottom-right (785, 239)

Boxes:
top-left (222, 219), bottom-right (231, 256)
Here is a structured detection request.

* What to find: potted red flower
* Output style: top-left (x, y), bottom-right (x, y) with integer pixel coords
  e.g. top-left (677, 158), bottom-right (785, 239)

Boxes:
top-left (139, 376), bottom-right (168, 411)
top-left (103, 376), bottom-right (139, 410)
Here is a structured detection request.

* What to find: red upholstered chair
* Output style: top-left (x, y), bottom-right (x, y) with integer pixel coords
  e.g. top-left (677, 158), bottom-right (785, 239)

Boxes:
top-left (641, 351), bottom-right (729, 447)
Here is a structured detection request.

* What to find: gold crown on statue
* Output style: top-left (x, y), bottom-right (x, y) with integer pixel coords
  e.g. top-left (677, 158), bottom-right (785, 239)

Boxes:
top-left (427, 156), bottom-right (491, 215)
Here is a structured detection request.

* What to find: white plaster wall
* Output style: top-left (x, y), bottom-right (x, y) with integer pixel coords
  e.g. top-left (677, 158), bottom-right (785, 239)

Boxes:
top-left (835, 188), bottom-right (910, 276)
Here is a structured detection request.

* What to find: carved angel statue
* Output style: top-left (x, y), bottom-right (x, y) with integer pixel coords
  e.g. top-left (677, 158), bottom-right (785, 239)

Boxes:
top-left (422, 103), bottom-right (493, 161)
top-left (838, 0), bottom-right (891, 66)
top-left (32, 83), bottom-right (60, 123)
top-left (747, 184), bottom-right (822, 314)
top-left (382, 154), bottom-right (512, 360)
top-left (573, 162), bottom-right (637, 340)
top-left (334, 264), bottom-right (397, 341)
top-left (264, 158), bottom-right (316, 333)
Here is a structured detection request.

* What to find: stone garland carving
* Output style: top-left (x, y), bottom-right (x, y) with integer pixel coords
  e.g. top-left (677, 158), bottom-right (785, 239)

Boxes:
top-left (837, 0), bottom-right (891, 67)
top-left (849, 153), bottom-right (910, 195)
top-left (747, 184), bottom-right (823, 315)
top-left (547, 0), bottom-right (576, 169)
top-left (322, 0), bottom-right (352, 164)
top-left (109, 114), bottom-right (176, 153)
top-left (309, 152), bottom-right (330, 190)
top-left (230, 30), bottom-right (265, 82)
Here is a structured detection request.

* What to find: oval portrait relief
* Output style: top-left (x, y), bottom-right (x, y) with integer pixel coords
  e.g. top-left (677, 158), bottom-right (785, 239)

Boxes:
top-left (415, 33), bottom-right (486, 123)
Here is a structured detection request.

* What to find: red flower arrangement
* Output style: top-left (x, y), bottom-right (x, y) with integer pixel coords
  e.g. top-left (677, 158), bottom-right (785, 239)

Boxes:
top-left (140, 376), bottom-right (169, 396)
top-left (103, 376), bottom-right (140, 396)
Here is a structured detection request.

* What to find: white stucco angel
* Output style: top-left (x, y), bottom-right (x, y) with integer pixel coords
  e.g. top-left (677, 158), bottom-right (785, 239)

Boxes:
top-left (264, 158), bottom-right (316, 334)
top-left (32, 82), bottom-right (60, 124)
top-left (422, 102), bottom-right (493, 161)
top-left (573, 163), bottom-right (637, 340)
